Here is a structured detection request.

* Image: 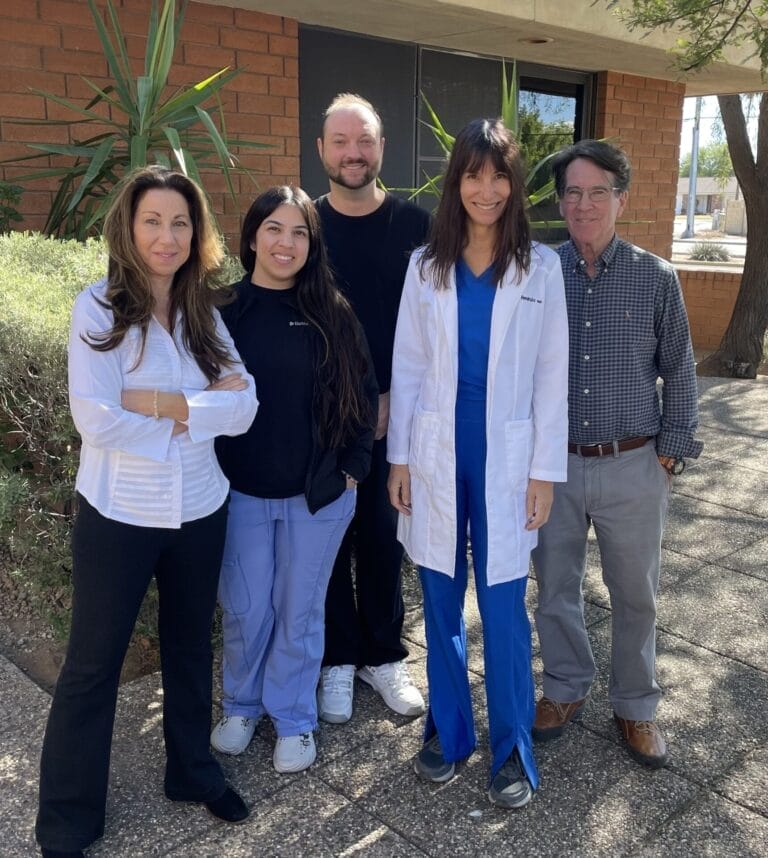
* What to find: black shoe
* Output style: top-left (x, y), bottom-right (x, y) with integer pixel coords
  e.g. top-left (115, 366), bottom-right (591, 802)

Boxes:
top-left (412, 734), bottom-right (456, 783)
top-left (488, 750), bottom-right (533, 809)
top-left (41, 850), bottom-right (85, 857)
top-left (204, 785), bottom-right (250, 824)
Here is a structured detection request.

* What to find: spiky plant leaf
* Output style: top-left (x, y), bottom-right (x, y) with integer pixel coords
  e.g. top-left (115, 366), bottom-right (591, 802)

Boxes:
top-left (3, 0), bottom-right (268, 238)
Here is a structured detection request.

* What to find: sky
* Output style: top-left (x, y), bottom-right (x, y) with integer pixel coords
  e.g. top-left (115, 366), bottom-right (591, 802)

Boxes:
top-left (680, 95), bottom-right (759, 163)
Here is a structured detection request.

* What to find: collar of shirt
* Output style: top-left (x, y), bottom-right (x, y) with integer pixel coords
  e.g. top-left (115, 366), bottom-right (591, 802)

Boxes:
top-left (562, 234), bottom-right (619, 281)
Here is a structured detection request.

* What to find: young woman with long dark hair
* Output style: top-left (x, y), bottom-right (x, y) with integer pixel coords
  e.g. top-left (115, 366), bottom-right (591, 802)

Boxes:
top-left (387, 119), bottom-right (569, 808)
top-left (210, 185), bottom-right (377, 773)
top-left (36, 165), bottom-right (258, 857)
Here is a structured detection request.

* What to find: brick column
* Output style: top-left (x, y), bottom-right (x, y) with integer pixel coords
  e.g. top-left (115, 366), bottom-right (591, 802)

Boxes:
top-left (595, 71), bottom-right (685, 260)
top-left (676, 267), bottom-right (742, 349)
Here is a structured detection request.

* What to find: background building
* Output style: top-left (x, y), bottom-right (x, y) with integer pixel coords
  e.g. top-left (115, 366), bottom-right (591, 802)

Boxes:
top-left (0, 0), bottom-right (762, 345)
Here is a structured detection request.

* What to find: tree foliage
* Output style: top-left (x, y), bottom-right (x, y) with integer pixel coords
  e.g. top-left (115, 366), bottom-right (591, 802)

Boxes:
top-left (679, 141), bottom-right (733, 181)
top-left (518, 108), bottom-right (574, 191)
top-left (607, 1), bottom-right (768, 74)
top-left (612, 0), bottom-right (768, 377)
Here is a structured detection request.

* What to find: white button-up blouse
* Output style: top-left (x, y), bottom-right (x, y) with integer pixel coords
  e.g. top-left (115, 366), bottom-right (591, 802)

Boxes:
top-left (68, 279), bottom-right (258, 528)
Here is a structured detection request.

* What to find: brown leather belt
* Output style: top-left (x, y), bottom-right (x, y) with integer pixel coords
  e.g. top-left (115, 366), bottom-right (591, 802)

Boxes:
top-left (568, 436), bottom-right (651, 457)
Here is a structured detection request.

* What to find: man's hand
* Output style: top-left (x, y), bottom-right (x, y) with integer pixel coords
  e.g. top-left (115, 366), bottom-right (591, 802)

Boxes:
top-left (375, 392), bottom-right (390, 441)
top-left (525, 479), bottom-right (553, 530)
top-left (387, 463), bottom-right (411, 515)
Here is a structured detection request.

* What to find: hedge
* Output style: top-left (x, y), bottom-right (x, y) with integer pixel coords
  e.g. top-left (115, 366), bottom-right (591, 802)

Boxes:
top-left (0, 232), bottom-right (243, 637)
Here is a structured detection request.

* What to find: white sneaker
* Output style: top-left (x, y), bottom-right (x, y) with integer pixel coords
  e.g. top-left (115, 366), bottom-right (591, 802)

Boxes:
top-left (357, 661), bottom-right (426, 717)
top-left (317, 664), bottom-right (355, 723)
top-left (273, 732), bottom-right (317, 773)
top-left (210, 715), bottom-right (257, 755)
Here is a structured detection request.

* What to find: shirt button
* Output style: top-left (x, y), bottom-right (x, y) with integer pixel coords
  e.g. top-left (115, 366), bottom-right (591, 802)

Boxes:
top-left (587, 288), bottom-right (593, 294)
top-left (583, 420), bottom-right (589, 427)
top-left (584, 355), bottom-right (590, 361)
top-left (584, 388), bottom-right (590, 394)
top-left (585, 321), bottom-right (591, 327)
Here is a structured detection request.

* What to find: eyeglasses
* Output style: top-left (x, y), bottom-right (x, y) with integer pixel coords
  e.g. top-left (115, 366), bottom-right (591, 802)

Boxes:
top-left (561, 186), bottom-right (622, 204)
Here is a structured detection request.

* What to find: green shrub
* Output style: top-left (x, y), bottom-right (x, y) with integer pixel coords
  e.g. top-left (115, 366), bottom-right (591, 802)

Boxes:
top-left (221, 253), bottom-right (245, 284)
top-left (0, 232), bottom-right (242, 644)
top-left (0, 232), bottom-right (107, 631)
top-left (688, 241), bottom-right (731, 262)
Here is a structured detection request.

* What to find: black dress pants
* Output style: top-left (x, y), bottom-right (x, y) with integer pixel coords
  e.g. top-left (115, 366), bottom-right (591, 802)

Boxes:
top-left (36, 496), bottom-right (228, 852)
top-left (323, 437), bottom-right (408, 667)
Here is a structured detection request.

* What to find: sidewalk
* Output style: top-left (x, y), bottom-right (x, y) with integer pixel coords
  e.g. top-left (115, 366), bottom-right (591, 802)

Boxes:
top-left (2, 376), bottom-right (767, 856)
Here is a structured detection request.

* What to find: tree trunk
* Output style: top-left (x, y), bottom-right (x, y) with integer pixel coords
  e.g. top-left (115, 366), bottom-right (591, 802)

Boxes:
top-left (698, 222), bottom-right (768, 378)
top-left (698, 94), bottom-right (768, 378)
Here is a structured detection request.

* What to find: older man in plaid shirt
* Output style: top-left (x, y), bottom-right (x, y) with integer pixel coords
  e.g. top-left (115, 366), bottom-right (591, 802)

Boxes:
top-left (532, 140), bottom-right (702, 768)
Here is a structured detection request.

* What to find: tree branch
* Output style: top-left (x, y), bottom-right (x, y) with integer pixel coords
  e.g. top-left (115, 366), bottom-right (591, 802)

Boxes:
top-left (718, 95), bottom-right (757, 197)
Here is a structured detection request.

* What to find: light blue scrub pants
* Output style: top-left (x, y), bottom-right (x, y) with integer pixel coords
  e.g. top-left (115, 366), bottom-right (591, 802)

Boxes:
top-left (218, 488), bottom-right (355, 736)
top-left (419, 400), bottom-right (538, 787)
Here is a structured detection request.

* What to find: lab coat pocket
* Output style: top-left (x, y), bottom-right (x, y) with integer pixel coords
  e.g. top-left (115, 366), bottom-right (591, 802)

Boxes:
top-left (410, 408), bottom-right (440, 481)
top-left (504, 418), bottom-right (534, 493)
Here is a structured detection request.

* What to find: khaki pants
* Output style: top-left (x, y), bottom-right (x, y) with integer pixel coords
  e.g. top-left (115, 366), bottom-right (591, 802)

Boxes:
top-left (532, 441), bottom-right (671, 720)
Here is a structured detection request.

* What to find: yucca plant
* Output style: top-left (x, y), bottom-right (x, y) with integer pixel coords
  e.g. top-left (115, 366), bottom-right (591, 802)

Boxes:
top-left (409, 62), bottom-right (565, 214)
top-left (3, 0), bottom-right (266, 239)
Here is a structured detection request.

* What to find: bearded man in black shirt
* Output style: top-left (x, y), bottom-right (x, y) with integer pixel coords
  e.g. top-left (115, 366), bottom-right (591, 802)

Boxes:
top-left (315, 93), bottom-right (431, 724)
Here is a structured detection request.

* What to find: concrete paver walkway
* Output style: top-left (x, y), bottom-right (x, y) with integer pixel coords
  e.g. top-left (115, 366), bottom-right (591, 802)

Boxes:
top-left (1, 376), bottom-right (767, 856)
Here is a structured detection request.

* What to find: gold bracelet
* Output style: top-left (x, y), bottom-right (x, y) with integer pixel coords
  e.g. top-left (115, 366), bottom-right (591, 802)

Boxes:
top-left (153, 389), bottom-right (159, 420)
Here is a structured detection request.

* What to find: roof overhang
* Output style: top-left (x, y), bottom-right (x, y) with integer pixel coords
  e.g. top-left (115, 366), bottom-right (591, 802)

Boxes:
top-left (201, 0), bottom-right (766, 95)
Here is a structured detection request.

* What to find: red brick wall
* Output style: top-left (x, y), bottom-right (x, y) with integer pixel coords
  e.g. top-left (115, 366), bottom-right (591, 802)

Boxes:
top-left (677, 266), bottom-right (740, 350)
top-left (0, 0), bottom-right (299, 245)
top-left (595, 71), bottom-right (685, 261)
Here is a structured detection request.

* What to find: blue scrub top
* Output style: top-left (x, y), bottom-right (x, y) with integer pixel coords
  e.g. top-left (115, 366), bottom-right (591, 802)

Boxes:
top-left (456, 258), bottom-right (496, 404)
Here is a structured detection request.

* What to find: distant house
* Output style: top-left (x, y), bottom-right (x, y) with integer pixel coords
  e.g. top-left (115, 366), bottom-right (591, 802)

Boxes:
top-left (677, 177), bottom-right (739, 215)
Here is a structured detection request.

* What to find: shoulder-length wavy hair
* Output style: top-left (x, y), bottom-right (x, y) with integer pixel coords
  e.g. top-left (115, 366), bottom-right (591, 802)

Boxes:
top-left (420, 118), bottom-right (531, 290)
top-left (88, 164), bottom-right (233, 382)
top-left (240, 185), bottom-right (373, 450)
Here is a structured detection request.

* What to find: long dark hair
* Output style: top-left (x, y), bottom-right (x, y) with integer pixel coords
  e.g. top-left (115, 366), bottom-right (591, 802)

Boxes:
top-left (420, 118), bottom-right (531, 289)
top-left (88, 165), bottom-right (233, 382)
top-left (240, 186), bottom-right (373, 449)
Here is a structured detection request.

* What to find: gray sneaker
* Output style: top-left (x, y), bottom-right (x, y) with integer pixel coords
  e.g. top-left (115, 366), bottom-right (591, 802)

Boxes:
top-left (413, 735), bottom-right (455, 783)
top-left (488, 750), bottom-right (532, 809)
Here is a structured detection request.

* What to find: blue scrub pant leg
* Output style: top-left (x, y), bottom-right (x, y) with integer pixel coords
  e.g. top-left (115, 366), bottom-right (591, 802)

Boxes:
top-left (218, 489), bottom-right (355, 735)
top-left (420, 403), bottom-right (538, 786)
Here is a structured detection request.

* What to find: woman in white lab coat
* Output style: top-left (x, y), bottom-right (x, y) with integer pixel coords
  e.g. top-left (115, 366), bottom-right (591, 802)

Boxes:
top-left (387, 118), bottom-right (568, 809)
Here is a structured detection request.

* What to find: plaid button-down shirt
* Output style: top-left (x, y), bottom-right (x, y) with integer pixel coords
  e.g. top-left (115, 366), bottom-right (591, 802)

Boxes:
top-left (558, 236), bottom-right (703, 459)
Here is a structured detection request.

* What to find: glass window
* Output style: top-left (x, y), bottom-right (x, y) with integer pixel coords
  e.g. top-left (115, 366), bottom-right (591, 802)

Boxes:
top-left (298, 26), bottom-right (594, 240)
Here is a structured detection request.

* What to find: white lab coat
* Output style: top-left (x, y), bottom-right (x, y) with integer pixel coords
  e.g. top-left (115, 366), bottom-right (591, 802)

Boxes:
top-left (387, 244), bottom-right (569, 585)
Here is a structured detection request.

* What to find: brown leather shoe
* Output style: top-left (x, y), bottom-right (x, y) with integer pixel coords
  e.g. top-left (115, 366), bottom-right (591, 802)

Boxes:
top-left (614, 715), bottom-right (668, 768)
top-left (532, 696), bottom-right (586, 742)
